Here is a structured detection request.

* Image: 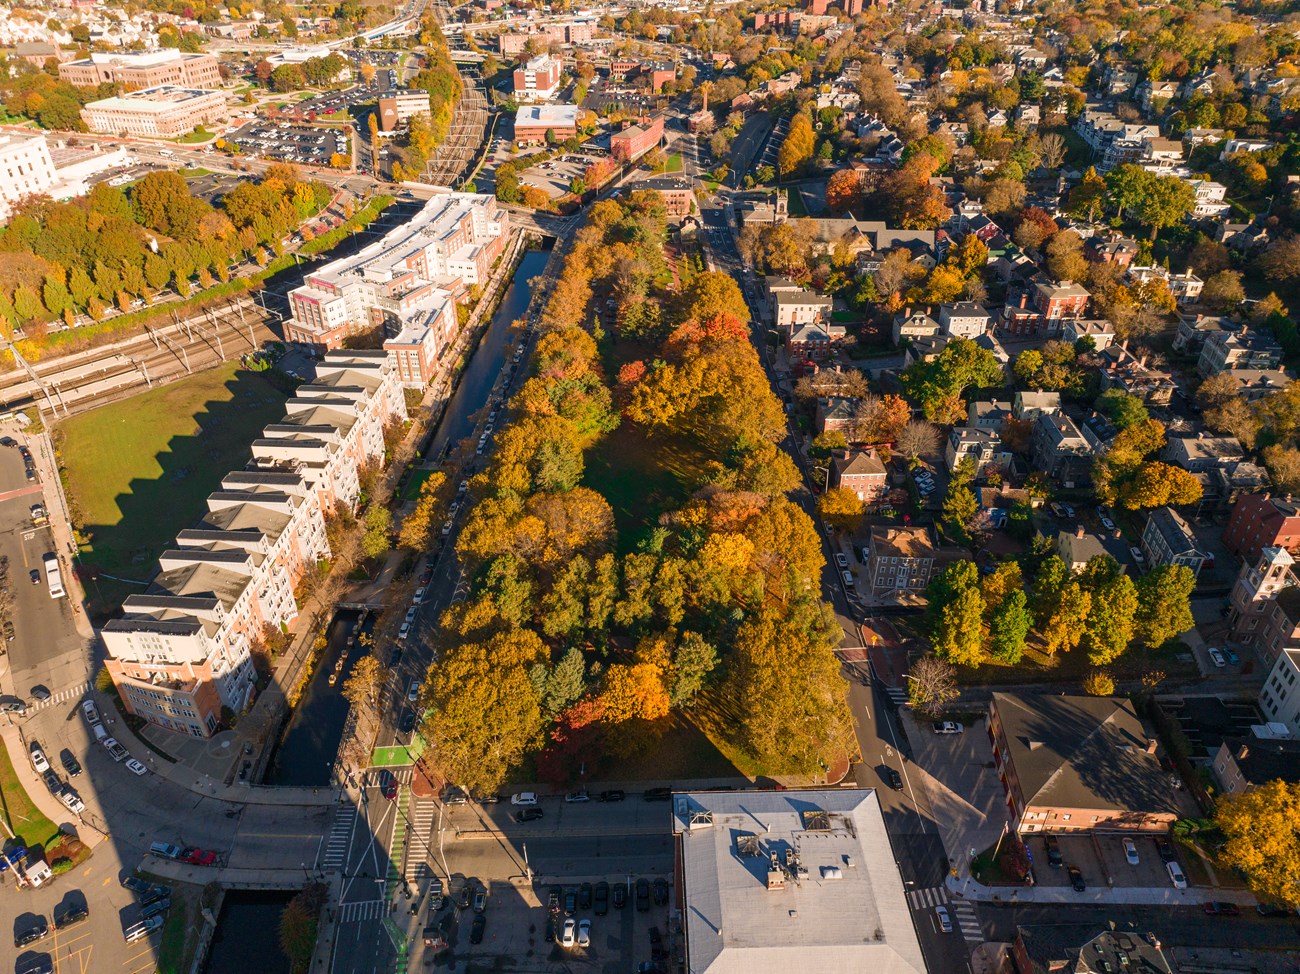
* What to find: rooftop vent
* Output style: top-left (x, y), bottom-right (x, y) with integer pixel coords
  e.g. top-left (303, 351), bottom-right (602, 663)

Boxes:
top-left (801, 810), bottom-right (831, 831)
top-left (735, 835), bottom-right (760, 858)
top-left (820, 866), bottom-right (843, 880)
top-left (767, 869), bottom-right (785, 891)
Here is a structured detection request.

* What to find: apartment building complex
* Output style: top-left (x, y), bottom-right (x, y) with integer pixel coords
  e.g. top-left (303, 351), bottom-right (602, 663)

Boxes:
top-left (610, 115), bottom-right (664, 163)
top-left (81, 86), bottom-right (229, 138)
top-left (285, 193), bottom-right (509, 385)
top-left (60, 49), bottom-right (223, 89)
top-left (513, 54), bottom-right (563, 102)
top-left (101, 351), bottom-right (404, 738)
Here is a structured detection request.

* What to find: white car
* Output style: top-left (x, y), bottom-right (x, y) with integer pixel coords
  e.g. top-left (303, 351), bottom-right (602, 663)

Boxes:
top-left (1207, 648), bottom-right (1227, 668)
top-left (1123, 839), bottom-right (1139, 865)
top-left (510, 792), bottom-right (538, 806)
top-left (29, 743), bottom-right (50, 774)
top-left (1166, 861), bottom-right (1187, 889)
top-left (413, 587), bottom-right (426, 603)
top-left (560, 918), bottom-right (576, 947)
top-left (834, 553), bottom-right (849, 568)
top-left (408, 679), bottom-right (420, 703)
top-left (577, 918), bottom-right (591, 947)
top-left (1099, 516), bottom-right (1116, 531)
top-left (404, 607), bottom-right (417, 624)
top-left (125, 759), bottom-right (148, 776)
top-left (934, 904), bottom-right (953, 933)
top-left (60, 787), bottom-right (85, 814)
top-left (1130, 546), bottom-right (1146, 564)
top-left (82, 699), bottom-right (100, 724)
top-left (398, 622), bottom-right (411, 641)
top-left (932, 721), bottom-right (965, 735)
top-left (841, 570), bottom-right (854, 586)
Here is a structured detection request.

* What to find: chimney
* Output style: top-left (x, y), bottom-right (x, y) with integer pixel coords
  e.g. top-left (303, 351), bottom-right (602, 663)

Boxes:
top-left (1236, 743), bottom-right (1250, 761)
top-left (1076, 525), bottom-right (1085, 539)
top-left (1146, 738), bottom-right (1159, 754)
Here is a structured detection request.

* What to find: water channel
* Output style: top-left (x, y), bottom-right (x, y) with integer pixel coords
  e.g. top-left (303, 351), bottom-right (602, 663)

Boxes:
top-left (203, 890), bottom-right (295, 974)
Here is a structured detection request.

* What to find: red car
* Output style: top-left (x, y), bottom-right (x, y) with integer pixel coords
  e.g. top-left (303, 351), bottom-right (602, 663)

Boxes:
top-left (181, 848), bottom-right (217, 866)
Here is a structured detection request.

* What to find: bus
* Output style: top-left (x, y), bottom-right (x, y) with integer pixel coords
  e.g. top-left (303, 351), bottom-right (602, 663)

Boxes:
top-left (43, 554), bottom-right (64, 600)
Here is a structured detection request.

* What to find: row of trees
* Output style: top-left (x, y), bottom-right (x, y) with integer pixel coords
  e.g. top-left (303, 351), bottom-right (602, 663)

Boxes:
top-left (925, 555), bottom-right (1196, 670)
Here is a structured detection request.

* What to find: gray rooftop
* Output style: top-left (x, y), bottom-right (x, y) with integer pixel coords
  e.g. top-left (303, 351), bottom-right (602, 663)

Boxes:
top-left (672, 789), bottom-right (925, 974)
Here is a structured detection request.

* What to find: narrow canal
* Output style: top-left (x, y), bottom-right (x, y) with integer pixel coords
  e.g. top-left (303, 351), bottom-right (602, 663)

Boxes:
top-left (203, 890), bottom-right (295, 974)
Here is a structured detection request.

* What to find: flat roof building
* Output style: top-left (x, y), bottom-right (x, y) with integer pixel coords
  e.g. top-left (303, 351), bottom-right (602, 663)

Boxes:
top-left (513, 53), bottom-right (562, 102)
top-left (514, 103), bottom-right (579, 144)
top-left (672, 788), bottom-right (927, 974)
top-left (60, 49), bottom-right (222, 89)
top-left (0, 132), bottom-right (55, 220)
top-left (81, 86), bottom-right (229, 138)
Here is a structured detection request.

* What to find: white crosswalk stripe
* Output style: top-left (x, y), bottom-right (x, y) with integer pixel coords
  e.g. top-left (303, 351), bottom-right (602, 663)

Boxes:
top-left (404, 798), bottom-right (436, 885)
top-left (949, 901), bottom-right (983, 942)
top-left (339, 899), bottom-right (386, 923)
top-left (906, 886), bottom-right (949, 909)
top-left (29, 682), bottom-right (90, 712)
top-left (318, 802), bottom-right (356, 871)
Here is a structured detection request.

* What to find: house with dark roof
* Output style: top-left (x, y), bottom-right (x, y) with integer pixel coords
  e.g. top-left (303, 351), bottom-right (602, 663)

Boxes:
top-left (815, 396), bottom-right (858, 436)
top-left (1013, 926), bottom-right (1174, 974)
top-left (1141, 507), bottom-right (1206, 578)
top-left (1056, 525), bottom-right (1128, 574)
top-left (1212, 736), bottom-right (1300, 795)
top-left (988, 692), bottom-right (1180, 833)
top-left (830, 449), bottom-right (887, 504)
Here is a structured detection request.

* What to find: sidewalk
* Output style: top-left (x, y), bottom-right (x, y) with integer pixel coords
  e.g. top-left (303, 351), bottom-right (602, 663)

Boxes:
top-left (945, 870), bottom-right (1258, 907)
top-left (0, 719), bottom-right (108, 849)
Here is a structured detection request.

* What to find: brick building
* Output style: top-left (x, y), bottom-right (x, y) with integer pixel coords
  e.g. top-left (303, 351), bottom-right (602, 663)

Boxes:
top-left (513, 54), bottom-right (562, 102)
top-left (610, 115), bottom-right (664, 163)
top-left (60, 49), bottom-right (222, 89)
top-left (1224, 493), bottom-right (1300, 561)
top-left (513, 104), bottom-right (578, 144)
top-left (627, 175), bottom-right (694, 219)
top-left (830, 450), bottom-right (887, 504)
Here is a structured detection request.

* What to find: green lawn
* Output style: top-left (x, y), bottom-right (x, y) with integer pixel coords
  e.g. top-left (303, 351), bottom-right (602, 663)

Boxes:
top-left (58, 362), bottom-right (289, 613)
top-left (0, 738), bottom-right (59, 849)
top-left (663, 152), bottom-right (683, 173)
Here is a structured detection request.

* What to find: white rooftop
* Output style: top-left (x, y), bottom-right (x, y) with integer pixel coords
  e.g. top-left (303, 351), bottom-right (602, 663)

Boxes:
top-left (515, 103), bottom-right (579, 127)
top-left (673, 789), bottom-right (927, 974)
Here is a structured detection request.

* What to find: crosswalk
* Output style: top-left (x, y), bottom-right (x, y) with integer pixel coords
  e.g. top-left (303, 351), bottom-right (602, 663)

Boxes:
top-left (404, 798), bottom-right (436, 886)
top-left (366, 767), bottom-right (413, 785)
top-left (318, 802), bottom-right (356, 871)
top-left (883, 686), bottom-right (909, 707)
top-left (30, 681), bottom-right (90, 712)
top-left (339, 899), bottom-right (386, 923)
top-left (906, 887), bottom-right (983, 942)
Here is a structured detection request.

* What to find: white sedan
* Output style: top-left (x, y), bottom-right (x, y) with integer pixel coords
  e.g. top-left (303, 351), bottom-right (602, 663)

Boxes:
top-left (125, 759), bottom-right (148, 776)
top-left (577, 918), bottom-right (591, 948)
top-left (1207, 648), bottom-right (1227, 668)
top-left (560, 918), bottom-right (576, 947)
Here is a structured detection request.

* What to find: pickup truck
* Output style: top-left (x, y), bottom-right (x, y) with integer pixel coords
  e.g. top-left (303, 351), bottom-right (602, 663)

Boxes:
top-left (102, 737), bottom-right (129, 762)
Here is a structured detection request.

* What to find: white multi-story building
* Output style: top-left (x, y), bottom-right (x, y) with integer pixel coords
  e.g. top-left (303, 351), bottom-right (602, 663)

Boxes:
top-left (0, 132), bottom-right (55, 220)
top-left (512, 53), bottom-right (562, 102)
top-left (102, 351), bottom-right (405, 738)
top-left (285, 194), bottom-right (509, 382)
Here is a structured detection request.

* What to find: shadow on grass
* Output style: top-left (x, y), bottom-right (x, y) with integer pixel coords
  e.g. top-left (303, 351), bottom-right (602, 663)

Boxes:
top-left (58, 365), bottom-right (290, 620)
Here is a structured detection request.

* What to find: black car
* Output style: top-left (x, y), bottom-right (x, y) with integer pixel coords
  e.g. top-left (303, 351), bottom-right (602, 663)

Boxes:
top-left (1156, 837), bottom-right (1176, 863)
top-left (579, 882), bottom-right (593, 910)
top-left (563, 888), bottom-right (577, 916)
top-left (653, 877), bottom-right (669, 905)
top-left (547, 887), bottom-right (561, 913)
top-left (14, 917), bottom-right (48, 948)
top-left (239, 760), bottom-right (251, 781)
top-left (1044, 835), bottom-right (1063, 868)
top-left (649, 925), bottom-right (667, 960)
top-left (60, 750), bottom-right (82, 777)
top-left (611, 884), bottom-right (627, 910)
top-left (636, 878), bottom-right (651, 912)
top-left (1067, 866), bottom-right (1086, 892)
top-left (399, 710), bottom-right (416, 735)
top-left (643, 787), bottom-right (672, 801)
top-left (516, 807), bottom-right (543, 822)
top-left (456, 886), bottom-right (471, 910)
top-left (470, 914), bottom-right (486, 945)
top-left (594, 881), bottom-right (609, 916)
top-left (53, 904), bottom-right (88, 929)
top-left (17, 955), bottom-right (52, 974)
top-left (1203, 901), bottom-right (1240, 916)
top-left (598, 789), bottom-right (625, 802)
top-left (1256, 903), bottom-right (1294, 917)
top-left (29, 569), bottom-right (39, 584)
top-left (41, 770), bottom-right (61, 796)
top-left (883, 767), bottom-right (903, 790)
top-left (388, 647), bottom-right (403, 667)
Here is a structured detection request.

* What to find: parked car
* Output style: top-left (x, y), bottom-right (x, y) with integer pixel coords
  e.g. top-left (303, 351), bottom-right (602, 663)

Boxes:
top-left (565, 790), bottom-right (590, 803)
top-left (636, 878), bottom-right (651, 911)
top-left (598, 789), bottom-right (625, 802)
top-left (516, 808), bottom-right (543, 822)
top-left (931, 721), bottom-right (964, 735)
top-left (399, 710), bottom-right (416, 735)
top-left (42, 769), bottom-right (61, 795)
top-left (60, 750), bottom-right (82, 777)
top-left (1207, 648), bottom-right (1227, 667)
top-left (59, 786), bottom-right (85, 814)
top-left (470, 914), bottom-right (486, 944)
top-left (1156, 837), bottom-right (1176, 863)
top-left (643, 787), bottom-right (672, 801)
top-left (835, 553), bottom-right (849, 568)
top-left (577, 918), bottom-right (591, 948)
top-left (563, 888), bottom-right (577, 916)
top-left (1166, 861), bottom-right (1187, 889)
top-left (840, 570), bottom-right (854, 586)
top-left (511, 792), bottom-right (538, 806)
top-left (14, 917), bottom-right (48, 948)
top-left (1223, 648), bottom-right (1240, 665)
top-left (1044, 835), bottom-right (1063, 868)
top-left (29, 741), bottom-right (50, 774)
top-left (612, 884), bottom-right (627, 910)
top-left (883, 767), bottom-right (903, 790)
top-left (653, 877), bottom-right (669, 905)
top-left (1123, 839), bottom-right (1139, 865)
top-left (1067, 865), bottom-right (1086, 892)
top-left (594, 881), bottom-right (609, 916)
top-left (934, 904), bottom-right (953, 934)
top-left (125, 759), bottom-right (148, 776)
top-left (1203, 901), bottom-right (1240, 916)
top-left (181, 847), bottom-right (217, 866)
top-left (473, 887), bottom-right (487, 913)
top-left (579, 883), bottom-right (593, 910)
top-left (560, 918), bottom-right (576, 947)
top-left (1099, 515), bottom-right (1116, 531)
top-left (1130, 546), bottom-right (1146, 563)
top-left (547, 887), bottom-right (561, 913)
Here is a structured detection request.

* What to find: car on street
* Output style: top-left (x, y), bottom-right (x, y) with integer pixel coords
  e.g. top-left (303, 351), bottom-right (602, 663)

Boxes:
top-left (653, 877), bottom-right (669, 905)
top-left (59, 786), bottom-right (85, 815)
top-left (511, 792), bottom-right (538, 806)
top-left (407, 679), bottom-right (419, 702)
top-left (473, 887), bottom-right (487, 913)
top-left (598, 789), bottom-right (625, 802)
top-left (1044, 835), bottom-right (1063, 868)
top-left (883, 767), bottom-right (903, 790)
top-left (934, 905), bottom-right (953, 933)
top-left (1203, 901), bottom-right (1240, 916)
top-left (53, 904), bottom-right (88, 930)
top-left (636, 878), bottom-right (651, 911)
top-left (1167, 861), bottom-right (1187, 889)
top-left (29, 741), bottom-right (50, 774)
top-left (643, 787), bottom-right (672, 801)
top-left (612, 884), bottom-right (627, 910)
top-left (29, 569), bottom-right (39, 584)
top-left (516, 807), bottom-right (543, 821)
top-left (59, 750), bottom-right (82, 777)
top-left (1099, 515), bottom-right (1116, 531)
top-left (560, 918), bottom-right (576, 947)
top-left (440, 785), bottom-right (467, 804)
top-left (181, 847), bottom-right (217, 866)
top-left (398, 622), bottom-right (411, 641)
top-left (1067, 865), bottom-right (1086, 891)
top-left (1123, 839), bottom-right (1139, 865)
top-left (834, 553), bottom-right (849, 568)
top-left (565, 790), bottom-right (590, 802)
top-left (0, 697), bottom-right (27, 715)
top-left (14, 917), bottom-right (48, 948)
top-left (1224, 648), bottom-right (1240, 665)
top-left (1207, 647), bottom-right (1227, 667)
top-left (577, 918), bottom-right (591, 948)
top-left (399, 710), bottom-right (416, 734)
top-left (1256, 903), bottom-right (1294, 917)
top-left (594, 881), bottom-right (609, 916)
top-left (30, 685), bottom-right (50, 702)
top-left (378, 771), bottom-right (398, 801)
top-left (470, 914), bottom-right (486, 944)
top-left (126, 758), bottom-right (148, 776)
top-left (931, 721), bottom-right (964, 735)
top-left (42, 769), bottom-right (61, 795)
top-left (404, 607), bottom-right (417, 624)
top-left (388, 647), bottom-right (403, 667)
top-left (1049, 502), bottom-right (1067, 517)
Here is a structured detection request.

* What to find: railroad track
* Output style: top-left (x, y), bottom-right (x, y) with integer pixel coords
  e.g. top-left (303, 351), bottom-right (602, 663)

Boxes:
top-left (0, 297), bottom-right (280, 418)
top-left (422, 72), bottom-right (489, 188)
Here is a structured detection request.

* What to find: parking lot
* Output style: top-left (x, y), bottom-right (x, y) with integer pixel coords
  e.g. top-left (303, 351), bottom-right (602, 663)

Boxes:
top-left (228, 121), bottom-right (350, 165)
top-left (415, 875), bottom-right (677, 970)
top-left (1027, 832), bottom-right (1183, 892)
top-left (518, 153), bottom-right (603, 198)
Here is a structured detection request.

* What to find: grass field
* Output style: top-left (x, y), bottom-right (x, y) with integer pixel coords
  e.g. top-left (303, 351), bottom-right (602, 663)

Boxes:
top-left (0, 738), bottom-right (59, 849)
top-left (58, 362), bottom-right (289, 612)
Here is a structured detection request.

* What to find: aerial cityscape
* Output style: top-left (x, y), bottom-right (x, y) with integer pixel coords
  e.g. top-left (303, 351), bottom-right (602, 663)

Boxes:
top-left (0, 0), bottom-right (1298, 971)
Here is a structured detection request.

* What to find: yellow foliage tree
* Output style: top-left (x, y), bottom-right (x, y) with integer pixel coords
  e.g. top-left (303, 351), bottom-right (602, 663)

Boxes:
top-left (1216, 780), bottom-right (1300, 909)
top-left (600, 661), bottom-right (671, 722)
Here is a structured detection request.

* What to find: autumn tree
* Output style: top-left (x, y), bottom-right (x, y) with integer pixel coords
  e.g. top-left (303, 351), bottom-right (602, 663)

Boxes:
top-left (895, 420), bottom-right (941, 461)
top-left (1040, 580), bottom-right (1091, 656)
top-left (1082, 564), bottom-right (1138, 665)
top-left (530, 647), bottom-right (587, 719)
top-left (601, 659), bottom-right (671, 723)
top-left (927, 562), bottom-right (985, 667)
top-left (360, 504), bottom-right (392, 559)
top-left (818, 487), bottom-right (865, 532)
top-left (397, 473), bottom-right (447, 551)
top-left (1082, 670), bottom-right (1115, 696)
top-left (901, 338), bottom-right (1004, 422)
top-left (1135, 565), bottom-right (1195, 647)
top-left (825, 168), bottom-right (863, 214)
top-left (776, 112), bottom-right (815, 177)
top-left (1216, 781), bottom-right (1300, 909)
top-left (342, 655), bottom-right (389, 719)
top-left (906, 655), bottom-right (959, 719)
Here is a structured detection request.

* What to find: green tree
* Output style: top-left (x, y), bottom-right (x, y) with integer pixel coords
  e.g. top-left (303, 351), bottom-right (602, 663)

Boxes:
top-left (1135, 174), bottom-right (1196, 241)
top-left (360, 504), bottom-right (392, 559)
top-left (531, 646), bottom-right (587, 719)
top-left (989, 589), bottom-right (1031, 663)
top-left (1096, 389), bottom-right (1149, 430)
top-left (670, 631), bottom-right (718, 707)
top-left (1135, 564), bottom-right (1195, 647)
top-left (41, 275), bottom-right (69, 317)
top-left (933, 586), bottom-right (985, 666)
top-left (1083, 572), bottom-right (1138, 665)
top-left (942, 481), bottom-right (977, 538)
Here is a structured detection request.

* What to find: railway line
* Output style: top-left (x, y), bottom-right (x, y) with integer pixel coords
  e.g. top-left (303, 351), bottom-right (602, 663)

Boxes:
top-left (422, 71), bottom-right (490, 188)
top-left (0, 297), bottom-right (279, 418)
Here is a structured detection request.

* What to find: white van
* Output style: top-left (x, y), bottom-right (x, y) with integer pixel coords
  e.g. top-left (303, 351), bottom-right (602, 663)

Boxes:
top-left (92, 722), bottom-right (109, 743)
